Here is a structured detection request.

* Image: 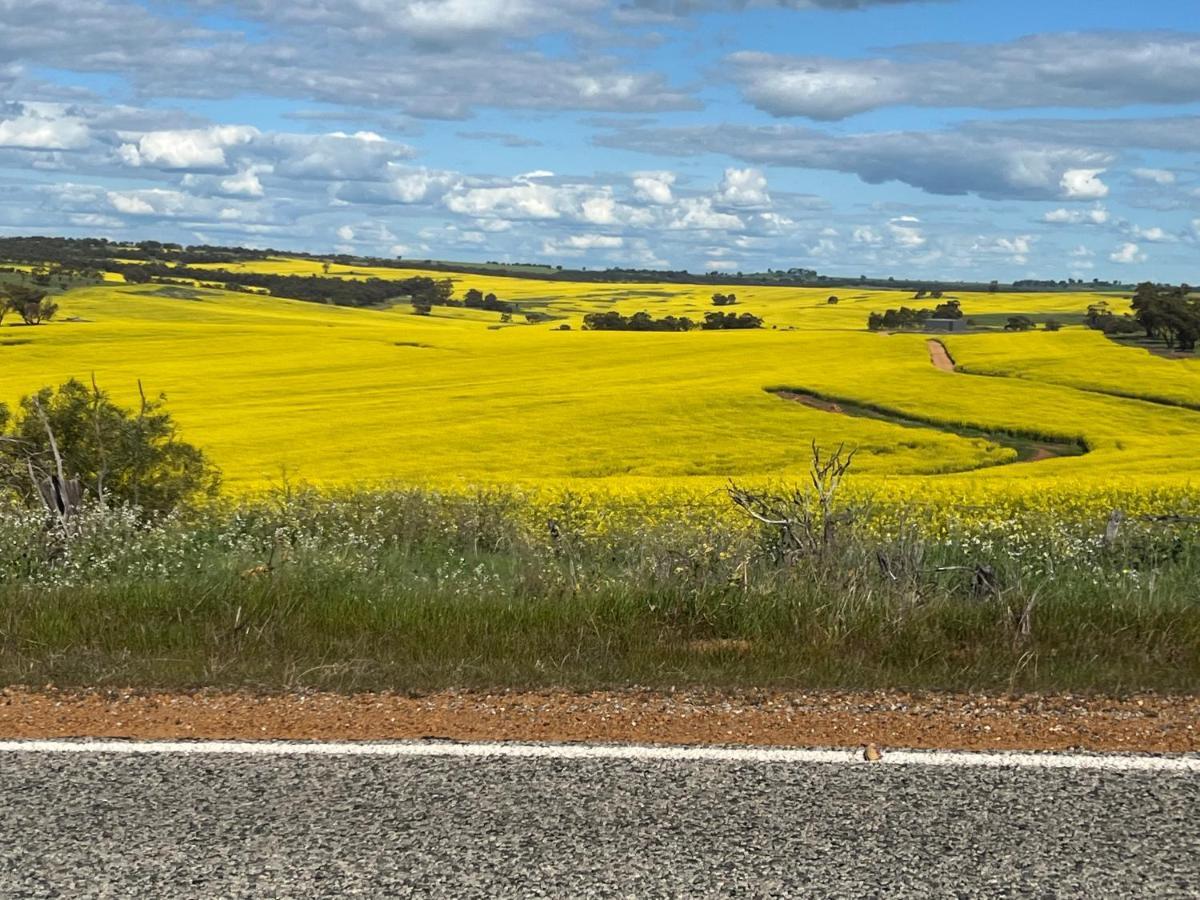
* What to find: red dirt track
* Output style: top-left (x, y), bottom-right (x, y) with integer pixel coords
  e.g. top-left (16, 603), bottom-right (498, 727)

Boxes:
top-left (927, 339), bottom-right (957, 372)
top-left (1, 689), bottom-right (1196, 753)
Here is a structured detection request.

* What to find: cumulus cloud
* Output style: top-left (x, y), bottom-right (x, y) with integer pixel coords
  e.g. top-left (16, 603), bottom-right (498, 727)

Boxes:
top-left (1043, 204), bottom-right (1109, 225)
top-left (715, 167), bottom-right (771, 209)
top-left (1131, 225), bottom-right (1176, 243)
top-left (106, 188), bottom-right (192, 217)
top-left (632, 171), bottom-right (675, 204)
top-left (541, 233), bottom-right (625, 255)
top-left (218, 166), bottom-right (270, 198)
top-left (971, 234), bottom-right (1034, 264)
top-left (1110, 242), bottom-right (1147, 264)
top-left (0, 103), bottom-right (89, 150)
top-left (118, 126), bottom-right (258, 170)
top-left (729, 33), bottom-right (1200, 120)
top-left (1059, 168), bottom-right (1109, 199)
top-left (886, 216), bottom-right (924, 247)
top-left (668, 197), bottom-right (744, 230)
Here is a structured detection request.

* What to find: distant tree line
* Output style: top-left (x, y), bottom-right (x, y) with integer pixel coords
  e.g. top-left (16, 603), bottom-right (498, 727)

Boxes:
top-left (582, 310), bottom-right (763, 332)
top-left (3, 235), bottom-right (1151, 294)
top-left (868, 300), bottom-right (962, 331)
top-left (119, 264), bottom-right (457, 309)
top-left (0, 236), bottom-right (271, 269)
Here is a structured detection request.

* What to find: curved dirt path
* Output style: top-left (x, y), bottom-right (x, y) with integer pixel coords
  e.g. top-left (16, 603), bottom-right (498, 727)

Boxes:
top-left (927, 339), bottom-right (956, 372)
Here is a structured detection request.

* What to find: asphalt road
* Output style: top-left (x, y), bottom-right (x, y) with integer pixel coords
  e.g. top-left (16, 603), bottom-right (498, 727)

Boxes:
top-left (0, 745), bottom-right (1197, 898)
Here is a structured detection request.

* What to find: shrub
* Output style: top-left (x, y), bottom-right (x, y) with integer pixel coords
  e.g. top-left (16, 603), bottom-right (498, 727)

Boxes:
top-left (0, 379), bottom-right (220, 514)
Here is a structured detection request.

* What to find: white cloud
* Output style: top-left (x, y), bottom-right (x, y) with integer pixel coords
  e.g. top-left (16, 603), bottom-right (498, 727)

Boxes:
top-left (385, 168), bottom-right (460, 203)
top-left (1131, 167), bottom-right (1176, 185)
top-left (106, 188), bottom-right (190, 216)
top-left (218, 166), bottom-right (270, 197)
top-left (542, 233), bottom-right (625, 255)
top-left (1110, 242), bottom-right (1147, 264)
top-left (336, 225), bottom-right (356, 241)
top-left (632, 170), bottom-right (675, 204)
top-left (715, 167), bottom-right (771, 209)
top-left (1043, 204), bottom-right (1109, 224)
top-left (0, 105), bottom-right (89, 150)
top-left (443, 180), bottom-right (650, 228)
top-left (668, 197), bottom-right (744, 231)
top-left (445, 183), bottom-right (563, 219)
top-left (971, 234), bottom-right (1035, 264)
top-left (328, 130), bottom-right (386, 142)
top-left (1060, 168), bottom-right (1108, 199)
top-left (1131, 225), bottom-right (1175, 243)
top-left (119, 126), bottom-right (258, 170)
top-left (705, 259), bottom-right (739, 272)
top-left (886, 215), bottom-right (925, 247)
top-left (581, 194), bottom-right (618, 225)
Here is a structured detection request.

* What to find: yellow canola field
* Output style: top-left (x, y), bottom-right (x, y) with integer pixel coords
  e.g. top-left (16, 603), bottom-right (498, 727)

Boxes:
top-left (3, 263), bottom-right (1199, 506)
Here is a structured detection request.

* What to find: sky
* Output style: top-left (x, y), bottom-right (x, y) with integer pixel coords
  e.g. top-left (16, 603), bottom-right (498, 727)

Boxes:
top-left (2, 0), bottom-right (1199, 281)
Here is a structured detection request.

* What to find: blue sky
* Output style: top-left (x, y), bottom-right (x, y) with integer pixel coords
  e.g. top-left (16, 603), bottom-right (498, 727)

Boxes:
top-left (2, 0), bottom-right (1198, 280)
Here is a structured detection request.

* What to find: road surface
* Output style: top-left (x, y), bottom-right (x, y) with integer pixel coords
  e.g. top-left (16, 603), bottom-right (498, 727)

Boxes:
top-left (0, 741), bottom-right (1196, 898)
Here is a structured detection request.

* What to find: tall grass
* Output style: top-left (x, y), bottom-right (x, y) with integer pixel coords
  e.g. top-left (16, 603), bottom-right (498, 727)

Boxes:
top-left (0, 487), bottom-right (1197, 693)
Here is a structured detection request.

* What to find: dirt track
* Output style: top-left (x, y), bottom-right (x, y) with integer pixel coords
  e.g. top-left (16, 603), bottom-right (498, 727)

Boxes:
top-left (927, 339), bottom-right (957, 372)
top-left (1, 688), bottom-right (1196, 753)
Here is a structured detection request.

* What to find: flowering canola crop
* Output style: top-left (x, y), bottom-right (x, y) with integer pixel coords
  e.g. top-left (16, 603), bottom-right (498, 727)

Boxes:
top-left (4, 259), bottom-right (1199, 518)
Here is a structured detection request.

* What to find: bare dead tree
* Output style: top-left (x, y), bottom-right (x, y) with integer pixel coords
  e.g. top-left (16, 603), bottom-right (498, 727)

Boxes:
top-left (1103, 509), bottom-right (1124, 550)
top-left (31, 397), bottom-right (82, 529)
top-left (90, 373), bottom-right (109, 509)
top-left (728, 441), bottom-right (858, 562)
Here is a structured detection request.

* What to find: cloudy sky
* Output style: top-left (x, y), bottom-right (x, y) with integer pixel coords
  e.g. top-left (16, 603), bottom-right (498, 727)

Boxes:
top-left (3, 0), bottom-right (1199, 280)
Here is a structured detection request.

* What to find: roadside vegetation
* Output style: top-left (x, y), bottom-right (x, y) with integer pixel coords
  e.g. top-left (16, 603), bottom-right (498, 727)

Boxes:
top-left (0, 380), bottom-right (1197, 695)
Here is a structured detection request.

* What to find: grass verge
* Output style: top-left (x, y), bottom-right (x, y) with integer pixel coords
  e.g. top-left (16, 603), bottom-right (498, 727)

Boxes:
top-left (1, 488), bottom-right (1198, 695)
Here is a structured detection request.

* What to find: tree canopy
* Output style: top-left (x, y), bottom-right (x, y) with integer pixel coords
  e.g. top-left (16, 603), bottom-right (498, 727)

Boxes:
top-left (0, 379), bottom-right (219, 514)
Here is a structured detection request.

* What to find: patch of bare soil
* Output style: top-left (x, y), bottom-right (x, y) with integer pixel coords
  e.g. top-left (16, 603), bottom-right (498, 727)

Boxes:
top-left (0, 689), bottom-right (1196, 753)
top-left (775, 391), bottom-right (843, 414)
top-left (927, 339), bottom-right (957, 373)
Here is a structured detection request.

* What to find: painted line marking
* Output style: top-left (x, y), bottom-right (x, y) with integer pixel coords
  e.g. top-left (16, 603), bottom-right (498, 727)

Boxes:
top-left (0, 739), bottom-right (1196, 772)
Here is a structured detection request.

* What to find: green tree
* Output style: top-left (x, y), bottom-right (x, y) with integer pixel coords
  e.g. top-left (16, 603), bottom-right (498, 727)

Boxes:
top-left (1132, 283), bottom-right (1200, 351)
top-left (0, 379), bottom-right (220, 513)
top-left (2, 286), bottom-right (56, 325)
top-left (1004, 316), bottom-right (1035, 332)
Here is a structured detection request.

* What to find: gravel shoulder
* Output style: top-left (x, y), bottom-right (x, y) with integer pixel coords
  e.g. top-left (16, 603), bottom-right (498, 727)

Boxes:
top-left (1, 688), bottom-right (1196, 752)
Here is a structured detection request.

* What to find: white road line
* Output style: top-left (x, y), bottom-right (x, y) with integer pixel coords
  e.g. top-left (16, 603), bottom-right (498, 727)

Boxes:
top-left (0, 739), bottom-right (1197, 772)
